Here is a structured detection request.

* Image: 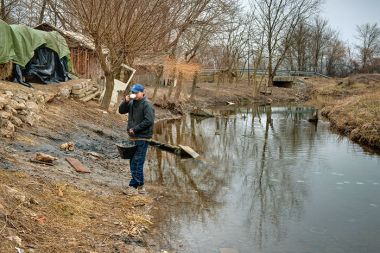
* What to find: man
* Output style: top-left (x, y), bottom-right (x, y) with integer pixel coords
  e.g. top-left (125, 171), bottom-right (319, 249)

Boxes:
top-left (119, 83), bottom-right (155, 195)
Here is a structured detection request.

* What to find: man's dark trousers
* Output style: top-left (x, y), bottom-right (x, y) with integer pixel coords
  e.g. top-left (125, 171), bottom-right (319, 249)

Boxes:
top-left (129, 140), bottom-right (149, 187)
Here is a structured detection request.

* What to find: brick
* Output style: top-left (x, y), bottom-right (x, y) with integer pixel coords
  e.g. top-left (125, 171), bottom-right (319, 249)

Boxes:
top-left (65, 157), bottom-right (90, 173)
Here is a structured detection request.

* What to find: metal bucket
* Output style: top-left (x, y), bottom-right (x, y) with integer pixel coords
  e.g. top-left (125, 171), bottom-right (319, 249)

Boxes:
top-left (116, 140), bottom-right (137, 159)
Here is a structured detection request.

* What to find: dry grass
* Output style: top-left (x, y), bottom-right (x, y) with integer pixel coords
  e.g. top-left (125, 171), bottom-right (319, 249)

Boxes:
top-left (311, 75), bottom-right (380, 151)
top-left (0, 170), bottom-right (153, 252)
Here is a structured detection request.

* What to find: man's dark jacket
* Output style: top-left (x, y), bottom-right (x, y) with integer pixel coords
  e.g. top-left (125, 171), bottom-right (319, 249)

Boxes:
top-left (118, 96), bottom-right (155, 139)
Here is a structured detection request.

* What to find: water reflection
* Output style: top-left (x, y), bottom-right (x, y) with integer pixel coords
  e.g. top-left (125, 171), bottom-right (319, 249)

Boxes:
top-left (147, 105), bottom-right (380, 253)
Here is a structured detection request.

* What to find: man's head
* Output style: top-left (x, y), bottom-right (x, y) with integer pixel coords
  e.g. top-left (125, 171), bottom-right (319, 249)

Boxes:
top-left (131, 84), bottom-right (145, 100)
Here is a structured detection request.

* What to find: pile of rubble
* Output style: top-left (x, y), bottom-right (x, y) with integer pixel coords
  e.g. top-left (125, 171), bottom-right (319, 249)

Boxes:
top-left (0, 80), bottom-right (101, 138)
top-left (71, 80), bottom-right (101, 102)
top-left (0, 89), bottom-right (53, 138)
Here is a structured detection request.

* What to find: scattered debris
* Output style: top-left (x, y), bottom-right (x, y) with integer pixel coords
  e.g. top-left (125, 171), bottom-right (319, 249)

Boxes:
top-left (15, 247), bottom-right (25, 253)
top-left (178, 145), bottom-right (199, 159)
top-left (37, 216), bottom-right (46, 225)
top-left (33, 153), bottom-right (57, 165)
top-left (65, 157), bottom-right (90, 173)
top-left (6, 235), bottom-right (22, 246)
top-left (85, 151), bottom-right (103, 159)
top-left (226, 101), bottom-right (235, 105)
top-left (60, 142), bottom-right (75, 151)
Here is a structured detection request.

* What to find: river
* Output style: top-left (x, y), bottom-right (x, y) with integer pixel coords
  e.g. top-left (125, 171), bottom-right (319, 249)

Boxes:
top-left (146, 105), bottom-right (380, 253)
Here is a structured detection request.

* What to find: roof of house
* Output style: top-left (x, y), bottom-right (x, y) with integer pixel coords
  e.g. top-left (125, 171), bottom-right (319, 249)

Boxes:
top-left (34, 23), bottom-right (108, 54)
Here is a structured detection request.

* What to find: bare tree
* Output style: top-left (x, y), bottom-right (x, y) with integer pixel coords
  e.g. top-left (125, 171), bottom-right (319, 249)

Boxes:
top-left (310, 16), bottom-right (329, 72)
top-left (356, 23), bottom-right (380, 73)
top-left (325, 33), bottom-right (346, 76)
top-left (246, 11), bottom-right (266, 96)
top-left (176, 0), bottom-right (237, 100)
top-left (65, 0), bottom-right (213, 109)
top-left (289, 20), bottom-right (310, 71)
top-left (1, 0), bottom-right (21, 22)
top-left (250, 0), bottom-right (321, 87)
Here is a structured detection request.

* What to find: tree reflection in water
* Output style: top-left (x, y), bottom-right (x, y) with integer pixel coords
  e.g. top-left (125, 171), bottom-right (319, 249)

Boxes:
top-left (146, 105), bottom-right (321, 251)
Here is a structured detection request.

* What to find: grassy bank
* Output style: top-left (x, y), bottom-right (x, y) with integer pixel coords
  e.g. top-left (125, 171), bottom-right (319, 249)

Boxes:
top-left (307, 74), bottom-right (380, 152)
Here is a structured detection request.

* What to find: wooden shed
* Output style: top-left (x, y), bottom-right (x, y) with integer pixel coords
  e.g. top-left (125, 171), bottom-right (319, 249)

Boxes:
top-left (34, 23), bottom-right (104, 79)
top-left (133, 53), bottom-right (169, 86)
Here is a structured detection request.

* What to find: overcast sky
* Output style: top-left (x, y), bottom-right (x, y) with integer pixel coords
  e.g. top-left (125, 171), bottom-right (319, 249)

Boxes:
top-left (320, 0), bottom-right (380, 44)
top-left (242, 0), bottom-right (380, 45)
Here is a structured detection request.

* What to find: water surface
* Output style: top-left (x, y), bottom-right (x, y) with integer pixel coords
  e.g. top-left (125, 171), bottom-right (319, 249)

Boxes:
top-left (147, 105), bottom-right (380, 253)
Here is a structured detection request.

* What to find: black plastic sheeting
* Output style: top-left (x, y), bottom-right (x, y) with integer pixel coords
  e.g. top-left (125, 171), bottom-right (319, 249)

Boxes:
top-left (12, 47), bottom-right (70, 87)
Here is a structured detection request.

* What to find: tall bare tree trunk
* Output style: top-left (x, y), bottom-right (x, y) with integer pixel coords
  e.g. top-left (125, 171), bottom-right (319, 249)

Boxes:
top-left (190, 72), bottom-right (198, 100)
top-left (0, 0), bottom-right (5, 19)
top-left (38, 0), bottom-right (48, 23)
top-left (167, 79), bottom-right (175, 98)
top-left (101, 71), bottom-right (115, 109)
top-left (174, 72), bottom-right (183, 100)
top-left (152, 68), bottom-right (163, 101)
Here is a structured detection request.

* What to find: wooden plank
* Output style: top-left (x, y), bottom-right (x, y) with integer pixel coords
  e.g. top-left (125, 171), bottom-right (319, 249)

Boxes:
top-left (178, 144), bottom-right (199, 159)
top-left (220, 248), bottom-right (239, 253)
top-left (65, 157), bottom-right (90, 173)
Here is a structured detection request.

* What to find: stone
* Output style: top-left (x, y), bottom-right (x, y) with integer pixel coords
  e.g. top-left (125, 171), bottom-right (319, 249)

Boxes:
top-left (0, 129), bottom-right (13, 138)
top-left (4, 91), bottom-right (13, 97)
top-left (14, 91), bottom-right (29, 101)
top-left (10, 116), bottom-right (23, 127)
top-left (0, 120), bottom-right (15, 137)
top-left (0, 96), bottom-right (8, 109)
top-left (59, 88), bottom-right (71, 98)
top-left (0, 111), bottom-right (12, 119)
top-left (9, 100), bottom-right (26, 110)
top-left (72, 83), bottom-right (83, 90)
top-left (44, 92), bottom-right (55, 102)
top-left (5, 120), bottom-right (15, 131)
top-left (25, 101), bottom-right (39, 112)
top-left (72, 93), bottom-right (86, 98)
top-left (90, 86), bottom-right (98, 92)
top-left (4, 105), bottom-right (17, 115)
top-left (35, 153), bottom-right (58, 163)
top-left (35, 95), bottom-right (45, 104)
top-left (71, 88), bottom-right (85, 95)
top-left (18, 110), bottom-right (28, 116)
top-left (19, 112), bottom-right (39, 126)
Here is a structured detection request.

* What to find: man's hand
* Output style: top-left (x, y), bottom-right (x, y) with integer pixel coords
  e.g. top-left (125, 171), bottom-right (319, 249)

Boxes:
top-left (124, 95), bottom-right (130, 102)
top-left (128, 129), bottom-right (135, 135)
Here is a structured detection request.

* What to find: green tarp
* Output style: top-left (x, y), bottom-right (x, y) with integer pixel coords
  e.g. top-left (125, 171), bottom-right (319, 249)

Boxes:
top-left (0, 19), bottom-right (16, 64)
top-left (0, 20), bottom-right (71, 69)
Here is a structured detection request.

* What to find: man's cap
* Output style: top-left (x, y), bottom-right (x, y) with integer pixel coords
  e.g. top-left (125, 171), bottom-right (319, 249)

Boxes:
top-left (131, 84), bottom-right (144, 93)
